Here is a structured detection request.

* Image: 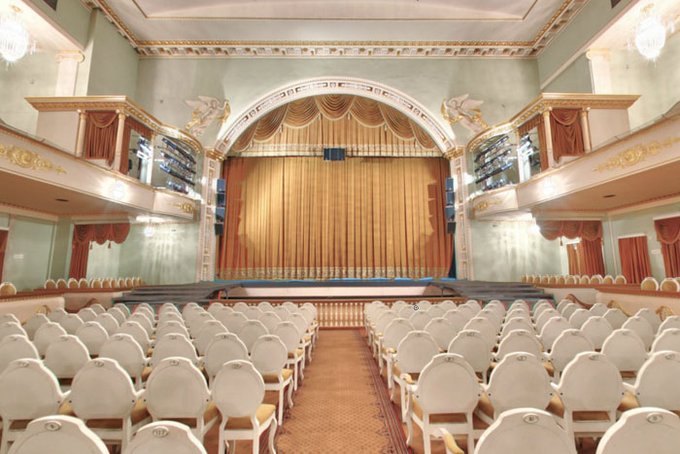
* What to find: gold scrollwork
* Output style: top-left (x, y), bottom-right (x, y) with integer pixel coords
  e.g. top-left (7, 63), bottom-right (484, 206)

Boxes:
top-left (594, 137), bottom-right (680, 172)
top-left (0, 144), bottom-right (66, 174)
top-left (473, 197), bottom-right (502, 214)
top-left (174, 202), bottom-right (195, 214)
top-left (444, 147), bottom-right (465, 160)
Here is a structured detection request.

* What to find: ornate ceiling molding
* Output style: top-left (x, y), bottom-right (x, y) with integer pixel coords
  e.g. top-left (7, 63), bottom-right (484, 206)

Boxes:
top-left (92, 0), bottom-right (587, 59)
top-left (214, 77), bottom-right (456, 157)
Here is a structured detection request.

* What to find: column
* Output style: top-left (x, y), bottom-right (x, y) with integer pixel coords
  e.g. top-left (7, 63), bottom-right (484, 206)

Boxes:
top-left (580, 108), bottom-right (592, 153)
top-left (75, 110), bottom-right (87, 158)
top-left (586, 49), bottom-right (613, 94)
top-left (55, 51), bottom-right (84, 96)
top-left (542, 109), bottom-right (555, 168)
top-left (112, 111), bottom-right (127, 171)
top-left (196, 150), bottom-right (222, 281)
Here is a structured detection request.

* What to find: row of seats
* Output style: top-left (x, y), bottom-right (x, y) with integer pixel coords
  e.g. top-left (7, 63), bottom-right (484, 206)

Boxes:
top-left (364, 298), bottom-right (680, 453)
top-left (44, 277), bottom-right (143, 291)
top-left (522, 274), bottom-right (627, 285)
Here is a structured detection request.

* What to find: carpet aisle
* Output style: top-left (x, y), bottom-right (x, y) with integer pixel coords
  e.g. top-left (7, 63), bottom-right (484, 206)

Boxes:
top-left (204, 329), bottom-right (408, 454)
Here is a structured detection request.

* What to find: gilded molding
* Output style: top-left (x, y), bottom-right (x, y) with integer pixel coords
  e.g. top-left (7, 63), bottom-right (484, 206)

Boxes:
top-left (444, 148), bottom-right (465, 160)
top-left (174, 202), bottom-right (196, 214)
top-left (473, 197), bottom-right (502, 214)
top-left (0, 144), bottom-right (66, 174)
top-left (594, 137), bottom-right (680, 172)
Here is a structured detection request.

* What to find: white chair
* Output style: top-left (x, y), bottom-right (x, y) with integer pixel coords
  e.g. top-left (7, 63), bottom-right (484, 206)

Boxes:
top-left (208, 302), bottom-right (225, 315)
top-left (237, 320), bottom-right (269, 354)
top-left (76, 322), bottom-right (109, 356)
top-left (47, 307), bottom-right (67, 323)
top-left (581, 316), bottom-right (614, 350)
top-left (128, 313), bottom-right (154, 336)
top-left (8, 415), bottom-right (109, 454)
top-left (398, 305), bottom-right (416, 319)
top-left (596, 408), bottom-right (680, 454)
top-left (0, 359), bottom-right (67, 454)
top-left (0, 314), bottom-right (19, 325)
top-left (273, 322), bottom-right (305, 390)
top-left (0, 322), bottom-right (26, 341)
top-left (392, 331), bottom-right (440, 420)
top-left (113, 303), bottom-right (130, 316)
top-left (443, 309), bottom-right (467, 332)
top-left (589, 303), bottom-right (609, 317)
top-left (635, 308), bottom-right (661, 332)
top-left (463, 317), bottom-right (498, 348)
top-left (143, 357), bottom-right (217, 442)
top-left (658, 315), bottom-right (680, 333)
top-left (568, 309), bottom-right (591, 329)
top-left (0, 335), bottom-right (39, 373)
top-left (424, 318), bottom-right (456, 350)
top-left (194, 320), bottom-right (228, 356)
top-left (622, 351), bottom-right (680, 414)
top-left (549, 352), bottom-right (624, 439)
top-left (158, 311), bottom-right (184, 326)
top-left (601, 329), bottom-right (648, 380)
top-left (447, 330), bottom-right (492, 382)
top-left (94, 313), bottom-right (120, 336)
top-left (118, 321), bottom-right (152, 353)
top-left (534, 309), bottom-right (560, 332)
top-left (150, 333), bottom-right (200, 367)
top-left (258, 301), bottom-right (275, 312)
top-left (244, 306), bottom-right (263, 321)
top-left (44, 335), bottom-right (90, 386)
top-left (156, 320), bottom-right (190, 339)
top-left (539, 317), bottom-right (571, 352)
top-left (652, 328), bottom-right (680, 353)
top-left (33, 322), bottom-right (67, 356)
top-left (405, 353), bottom-right (482, 454)
top-left (250, 335), bottom-right (294, 426)
top-left (478, 353), bottom-right (553, 425)
top-left (99, 334), bottom-right (147, 389)
top-left (289, 313), bottom-right (312, 362)
top-left (495, 330), bottom-right (543, 361)
top-left (622, 316), bottom-right (655, 350)
top-left (91, 303), bottom-right (108, 315)
top-left (107, 307), bottom-right (128, 326)
top-left (219, 311), bottom-right (248, 334)
top-left (212, 360), bottom-right (278, 454)
top-left (372, 309), bottom-right (397, 355)
top-left (272, 306), bottom-right (291, 323)
top-left (22, 314), bottom-right (49, 340)
top-left (204, 333), bottom-right (249, 386)
top-left (381, 318), bottom-right (415, 389)
top-left (77, 308), bottom-right (98, 323)
top-left (500, 317), bottom-right (535, 338)
top-left (427, 305), bottom-right (446, 319)
top-left (457, 304), bottom-right (478, 322)
top-left (466, 408), bottom-right (577, 454)
top-left (68, 358), bottom-right (149, 451)
top-left (543, 329), bottom-right (594, 381)
top-left (187, 312), bottom-right (216, 338)
top-left (124, 420), bottom-right (207, 454)
top-left (259, 311), bottom-right (283, 333)
top-left (604, 308), bottom-right (628, 330)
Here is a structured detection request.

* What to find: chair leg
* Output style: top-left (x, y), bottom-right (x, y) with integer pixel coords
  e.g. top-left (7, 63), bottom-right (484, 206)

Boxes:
top-left (278, 388), bottom-right (284, 426)
top-left (423, 422), bottom-right (432, 454)
top-left (252, 433), bottom-right (259, 454)
top-left (218, 430), bottom-right (226, 454)
top-left (287, 381), bottom-right (294, 408)
top-left (268, 418), bottom-right (278, 454)
top-left (467, 417), bottom-right (475, 454)
top-left (405, 415), bottom-right (413, 447)
top-left (0, 420), bottom-right (10, 454)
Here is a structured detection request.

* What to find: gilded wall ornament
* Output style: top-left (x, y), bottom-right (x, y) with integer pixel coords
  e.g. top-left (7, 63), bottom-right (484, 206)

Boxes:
top-left (442, 94), bottom-right (489, 135)
top-left (184, 96), bottom-right (230, 138)
top-left (174, 202), bottom-right (195, 214)
top-left (0, 144), bottom-right (66, 174)
top-left (594, 137), bottom-right (680, 172)
top-left (473, 197), bottom-right (502, 214)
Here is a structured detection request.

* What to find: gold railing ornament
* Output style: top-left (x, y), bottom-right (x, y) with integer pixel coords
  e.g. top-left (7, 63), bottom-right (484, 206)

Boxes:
top-left (0, 144), bottom-right (66, 174)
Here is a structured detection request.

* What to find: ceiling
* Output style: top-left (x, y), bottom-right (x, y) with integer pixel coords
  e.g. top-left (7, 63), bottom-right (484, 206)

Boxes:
top-left (532, 159), bottom-right (680, 214)
top-left (93, 0), bottom-right (588, 57)
top-left (0, 1), bottom-right (80, 52)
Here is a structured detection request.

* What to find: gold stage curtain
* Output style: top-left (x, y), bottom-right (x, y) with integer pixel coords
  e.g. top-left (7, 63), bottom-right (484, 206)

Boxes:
top-left (218, 157), bottom-right (453, 280)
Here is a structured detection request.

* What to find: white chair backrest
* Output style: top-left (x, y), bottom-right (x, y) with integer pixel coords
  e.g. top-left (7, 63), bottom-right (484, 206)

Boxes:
top-left (457, 304), bottom-right (478, 321)
top-left (8, 415), bottom-right (109, 454)
top-left (145, 357), bottom-right (209, 419)
top-left (218, 311), bottom-right (248, 333)
top-left (272, 322), bottom-right (302, 355)
top-left (603, 308), bottom-right (628, 329)
top-left (151, 333), bottom-right (199, 367)
top-left (581, 316), bottom-right (614, 350)
top-left (186, 312), bottom-right (216, 337)
top-left (486, 353), bottom-right (553, 416)
top-left (290, 312), bottom-right (309, 335)
top-left (258, 311), bottom-right (282, 333)
top-left (69, 358), bottom-right (137, 419)
top-left (415, 353), bottom-right (481, 414)
top-left (75, 322), bottom-right (109, 356)
top-left (375, 310), bottom-right (397, 334)
top-left (409, 311), bottom-right (432, 331)
top-left (633, 350), bottom-right (680, 410)
top-left (0, 321), bottom-right (26, 340)
top-left (635, 308), bottom-right (661, 332)
top-left (652, 328), bottom-right (680, 353)
top-left (447, 330), bottom-right (492, 375)
top-left (0, 358), bottom-right (63, 420)
top-left (237, 320), bottom-right (269, 353)
top-left (44, 335), bottom-right (90, 379)
top-left (250, 335), bottom-right (288, 377)
top-left (203, 333), bottom-right (249, 381)
top-left (568, 308), bottom-right (591, 329)
top-left (258, 301), bottom-right (275, 312)
top-left (207, 302), bottom-right (225, 315)
top-left (557, 352), bottom-right (624, 412)
top-left (33, 322), bottom-right (67, 356)
top-left (501, 317), bottom-right (535, 338)
top-left (194, 320), bottom-right (228, 356)
top-left (99, 334), bottom-right (146, 380)
top-left (443, 309), bottom-right (467, 332)
top-left (212, 360), bottom-right (265, 419)
top-left (243, 306), bottom-right (263, 321)
top-left (548, 329), bottom-right (595, 373)
top-left (272, 306), bottom-right (292, 322)
top-left (595, 408), bottom-right (680, 454)
top-left (417, 300), bottom-right (432, 310)
top-left (397, 305), bottom-right (415, 319)
top-left (107, 307), bottom-right (128, 325)
top-left (118, 320), bottom-right (152, 352)
top-left (395, 331), bottom-right (439, 374)
top-left (158, 311), bottom-right (183, 325)
top-left (128, 313), bottom-right (154, 335)
top-left (658, 315), bottom-right (680, 333)
top-left (496, 330), bottom-right (543, 360)
top-left (156, 320), bottom-right (190, 339)
top-left (426, 305), bottom-right (446, 319)
top-left (539, 317), bottom-right (571, 351)
top-left (382, 318), bottom-right (415, 351)
top-left (23, 313), bottom-right (49, 339)
top-left (464, 317), bottom-right (497, 347)
top-left (424, 317), bottom-right (456, 350)
top-left (0, 335), bottom-right (39, 373)
top-left (588, 302), bottom-right (608, 317)
top-left (58, 314), bottom-right (84, 335)
top-left (535, 309), bottom-right (560, 332)
top-left (94, 313), bottom-right (120, 336)
top-left (47, 307), bottom-right (67, 322)
top-left (621, 316), bottom-right (655, 350)
top-left (475, 408), bottom-right (577, 454)
top-left (124, 420), bottom-right (207, 454)
top-left (77, 308), bottom-right (98, 323)
top-left (601, 329), bottom-right (648, 373)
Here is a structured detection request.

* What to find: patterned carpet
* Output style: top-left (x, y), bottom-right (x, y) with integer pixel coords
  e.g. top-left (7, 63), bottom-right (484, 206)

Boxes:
top-left (203, 330), bottom-right (408, 454)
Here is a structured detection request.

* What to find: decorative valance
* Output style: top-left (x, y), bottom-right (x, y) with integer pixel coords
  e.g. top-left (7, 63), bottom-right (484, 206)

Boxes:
top-left (550, 108), bottom-right (584, 162)
top-left (537, 220), bottom-right (602, 242)
top-left (655, 217), bottom-right (680, 244)
top-left (84, 111), bottom-right (118, 165)
top-left (232, 95), bottom-right (437, 154)
top-left (69, 223), bottom-right (131, 280)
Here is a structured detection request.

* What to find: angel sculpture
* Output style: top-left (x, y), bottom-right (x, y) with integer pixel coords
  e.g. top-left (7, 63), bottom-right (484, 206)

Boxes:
top-left (184, 96), bottom-right (230, 137)
top-left (441, 94), bottom-right (489, 135)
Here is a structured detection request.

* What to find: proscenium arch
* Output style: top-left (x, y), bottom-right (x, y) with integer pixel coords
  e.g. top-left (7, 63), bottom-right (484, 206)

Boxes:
top-left (213, 77), bottom-right (457, 156)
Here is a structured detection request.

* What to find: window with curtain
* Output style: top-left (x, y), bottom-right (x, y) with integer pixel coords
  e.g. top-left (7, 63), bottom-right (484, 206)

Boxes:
top-left (537, 220), bottom-right (605, 276)
top-left (618, 235), bottom-right (652, 284)
top-left (69, 223), bottom-right (131, 279)
top-left (0, 229), bottom-right (8, 281)
top-left (654, 217), bottom-right (680, 277)
top-left (217, 157), bottom-right (453, 280)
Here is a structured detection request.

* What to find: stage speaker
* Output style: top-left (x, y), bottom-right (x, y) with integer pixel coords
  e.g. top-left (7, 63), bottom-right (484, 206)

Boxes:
top-left (445, 177), bottom-right (454, 192)
top-left (447, 221), bottom-right (456, 235)
top-left (446, 191), bottom-right (455, 206)
top-left (445, 205), bottom-right (455, 220)
top-left (323, 147), bottom-right (346, 161)
top-left (215, 207), bottom-right (225, 223)
top-left (216, 178), bottom-right (226, 207)
top-left (214, 223), bottom-right (224, 236)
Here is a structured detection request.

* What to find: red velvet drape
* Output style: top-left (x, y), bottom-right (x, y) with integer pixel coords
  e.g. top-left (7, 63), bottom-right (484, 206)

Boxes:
top-left (566, 243), bottom-right (582, 275)
top-left (581, 239), bottom-right (606, 276)
top-left (120, 118), bottom-right (153, 174)
top-left (655, 217), bottom-right (680, 277)
top-left (550, 108), bottom-right (585, 163)
top-left (0, 230), bottom-right (8, 281)
top-left (539, 220), bottom-right (605, 276)
top-left (618, 236), bottom-right (652, 284)
top-left (68, 223), bottom-right (131, 279)
top-left (84, 111), bottom-right (118, 165)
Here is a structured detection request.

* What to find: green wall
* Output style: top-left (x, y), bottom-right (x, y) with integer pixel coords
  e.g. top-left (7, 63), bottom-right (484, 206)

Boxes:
top-left (49, 218), bottom-right (72, 280)
top-left (27, 0), bottom-right (91, 48)
top-left (87, 241), bottom-right (122, 280)
top-left (3, 217), bottom-right (55, 291)
top-left (543, 53), bottom-right (593, 94)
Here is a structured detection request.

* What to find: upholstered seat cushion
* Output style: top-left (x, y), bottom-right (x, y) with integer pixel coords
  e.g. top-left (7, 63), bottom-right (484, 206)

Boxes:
top-left (288, 348), bottom-right (304, 359)
top-left (546, 395), bottom-right (612, 421)
top-left (392, 364), bottom-right (419, 385)
top-left (9, 400), bottom-right (77, 430)
top-left (85, 399), bottom-right (150, 429)
top-left (303, 335), bottom-right (312, 343)
top-left (476, 393), bottom-right (494, 419)
top-left (442, 431), bottom-right (465, 454)
top-left (543, 361), bottom-right (555, 376)
top-left (224, 404), bottom-right (276, 429)
top-left (413, 398), bottom-right (467, 424)
top-left (620, 370), bottom-right (637, 379)
top-left (142, 366), bottom-right (153, 381)
top-left (169, 402), bottom-right (220, 427)
top-left (618, 392), bottom-right (640, 412)
top-left (263, 368), bottom-right (294, 384)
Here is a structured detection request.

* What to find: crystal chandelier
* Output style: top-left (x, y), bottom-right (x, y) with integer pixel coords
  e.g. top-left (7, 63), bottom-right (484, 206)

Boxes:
top-left (0, 6), bottom-right (35, 63)
top-left (634, 4), bottom-right (667, 60)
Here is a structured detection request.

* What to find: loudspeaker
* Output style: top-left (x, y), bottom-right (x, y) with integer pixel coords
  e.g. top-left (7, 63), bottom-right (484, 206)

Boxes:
top-left (447, 221), bottom-right (456, 235)
top-left (323, 148), bottom-right (346, 161)
top-left (446, 191), bottom-right (455, 206)
top-left (216, 178), bottom-right (226, 194)
top-left (445, 206), bottom-right (455, 220)
top-left (445, 177), bottom-right (454, 192)
top-left (215, 207), bottom-right (225, 223)
top-left (216, 178), bottom-right (226, 207)
top-left (214, 223), bottom-right (224, 236)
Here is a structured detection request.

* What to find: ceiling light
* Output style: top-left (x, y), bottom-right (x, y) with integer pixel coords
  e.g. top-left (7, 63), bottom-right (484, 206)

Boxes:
top-left (0, 6), bottom-right (35, 63)
top-left (634, 4), bottom-right (667, 60)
